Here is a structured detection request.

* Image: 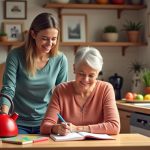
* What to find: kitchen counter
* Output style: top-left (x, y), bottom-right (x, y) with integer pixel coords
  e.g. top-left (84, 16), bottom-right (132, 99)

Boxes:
top-left (117, 100), bottom-right (150, 134)
top-left (116, 100), bottom-right (150, 115)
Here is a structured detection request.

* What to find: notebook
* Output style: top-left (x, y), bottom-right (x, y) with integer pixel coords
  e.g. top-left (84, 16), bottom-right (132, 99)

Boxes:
top-left (50, 132), bottom-right (115, 142)
top-left (2, 135), bottom-right (49, 145)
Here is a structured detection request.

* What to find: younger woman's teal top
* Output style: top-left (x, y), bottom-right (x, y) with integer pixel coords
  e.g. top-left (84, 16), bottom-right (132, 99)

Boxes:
top-left (0, 47), bottom-right (68, 127)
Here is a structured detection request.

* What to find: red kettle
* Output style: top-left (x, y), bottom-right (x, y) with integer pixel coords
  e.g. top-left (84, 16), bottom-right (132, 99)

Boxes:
top-left (0, 93), bottom-right (18, 137)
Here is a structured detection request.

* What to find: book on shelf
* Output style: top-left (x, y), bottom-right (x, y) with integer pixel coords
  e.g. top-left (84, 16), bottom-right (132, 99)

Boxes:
top-left (2, 135), bottom-right (49, 145)
top-left (50, 132), bottom-right (115, 142)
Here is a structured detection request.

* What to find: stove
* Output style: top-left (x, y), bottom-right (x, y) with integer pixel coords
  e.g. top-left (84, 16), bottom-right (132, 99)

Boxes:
top-left (130, 112), bottom-right (150, 137)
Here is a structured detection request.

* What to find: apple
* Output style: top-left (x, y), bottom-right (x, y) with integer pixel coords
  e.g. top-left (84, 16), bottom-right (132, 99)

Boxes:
top-left (132, 93), bottom-right (137, 100)
top-left (125, 92), bottom-right (134, 100)
top-left (135, 94), bottom-right (144, 101)
top-left (144, 94), bottom-right (150, 100)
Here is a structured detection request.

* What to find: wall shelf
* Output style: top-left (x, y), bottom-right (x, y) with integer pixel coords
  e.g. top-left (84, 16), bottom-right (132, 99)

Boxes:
top-left (60, 41), bottom-right (147, 56)
top-left (0, 41), bottom-right (24, 52)
top-left (43, 3), bottom-right (147, 56)
top-left (43, 3), bottom-right (146, 18)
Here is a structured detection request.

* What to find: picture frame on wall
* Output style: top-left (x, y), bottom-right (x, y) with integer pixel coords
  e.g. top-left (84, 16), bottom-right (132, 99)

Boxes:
top-left (61, 14), bottom-right (87, 42)
top-left (4, 0), bottom-right (27, 19)
top-left (3, 22), bottom-right (24, 41)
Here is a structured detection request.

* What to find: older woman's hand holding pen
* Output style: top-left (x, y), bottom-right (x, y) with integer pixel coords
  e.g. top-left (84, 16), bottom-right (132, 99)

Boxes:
top-left (51, 113), bottom-right (73, 136)
top-left (51, 113), bottom-right (90, 135)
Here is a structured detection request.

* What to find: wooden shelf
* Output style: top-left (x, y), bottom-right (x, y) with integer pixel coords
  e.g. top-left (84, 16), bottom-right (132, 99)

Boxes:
top-left (0, 41), bottom-right (146, 56)
top-left (0, 41), bottom-right (24, 52)
top-left (43, 3), bottom-right (147, 56)
top-left (43, 3), bottom-right (146, 10)
top-left (43, 3), bottom-right (146, 18)
top-left (60, 41), bottom-right (147, 56)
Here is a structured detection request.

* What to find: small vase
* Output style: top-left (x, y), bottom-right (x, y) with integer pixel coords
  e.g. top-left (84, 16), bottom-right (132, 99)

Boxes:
top-left (102, 33), bottom-right (119, 42)
top-left (49, 0), bottom-right (70, 3)
top-left (127, 31), bottom-right (140, 43)
top-left (0, 36), bottom-right (8, 42)
top-left (111, 0), bottom-right (125, 4)
top-left (96, 0), bottom-right (109, 4)
top-left (144, 87), bottom-right (150, 94)
top-left (76, 0), bottom-right (90, 3)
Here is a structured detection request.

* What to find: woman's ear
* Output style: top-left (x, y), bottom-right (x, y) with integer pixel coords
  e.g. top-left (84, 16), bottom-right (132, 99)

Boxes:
top-left (30, 30), bottom-right (36, 39)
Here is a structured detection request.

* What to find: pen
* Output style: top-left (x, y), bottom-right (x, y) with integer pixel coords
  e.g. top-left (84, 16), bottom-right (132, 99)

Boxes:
top-left (57, 113), bottom-right (67, 123)
top-left (57, 113), bottom-right (72, 132)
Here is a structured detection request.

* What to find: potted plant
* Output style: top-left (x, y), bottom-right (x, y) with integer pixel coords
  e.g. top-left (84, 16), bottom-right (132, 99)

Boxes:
top-left (96, 0), bottom-right (109, 4)
top-left (128, 61), bottom-right (145, 74)
top-left (128, 61), bottom-right (145, 93)
top-left (122, 20), bottom-right (143, 42)
top-left (0, 32), bottom-right (8, 42)
top-left (141, 69), bottom-right (150, 94)
top-left (111, 0), bottom-right (125, 4)
top-left (102, 25), bottom-right (119, 42)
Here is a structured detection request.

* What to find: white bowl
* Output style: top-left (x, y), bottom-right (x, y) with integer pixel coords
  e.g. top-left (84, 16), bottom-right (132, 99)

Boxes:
top-left (102, 33), bottom-right (119, 42)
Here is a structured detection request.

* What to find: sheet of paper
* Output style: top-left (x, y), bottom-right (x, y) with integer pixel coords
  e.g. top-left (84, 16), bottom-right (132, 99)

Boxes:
top-left (50, 132), bottom-right (83, 141)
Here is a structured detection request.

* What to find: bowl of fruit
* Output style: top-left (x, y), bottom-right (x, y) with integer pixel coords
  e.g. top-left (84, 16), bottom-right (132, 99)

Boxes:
top-left (123, 92), bottom-right (150, 103)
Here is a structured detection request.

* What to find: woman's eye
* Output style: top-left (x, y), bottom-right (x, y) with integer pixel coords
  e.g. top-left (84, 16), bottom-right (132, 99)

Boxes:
top-left (89, 75), bottom-right (94, 78)
top-left (52, 38), bottom-right (57, 41)
top-left (79, 73), bottom-right (84, 76)
top-left (41, 37), bottom-right (48, 41)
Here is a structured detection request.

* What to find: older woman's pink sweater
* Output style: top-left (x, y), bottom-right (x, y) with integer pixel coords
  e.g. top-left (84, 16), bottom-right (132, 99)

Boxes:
top-left (40, 80), bottom-right (120, 135)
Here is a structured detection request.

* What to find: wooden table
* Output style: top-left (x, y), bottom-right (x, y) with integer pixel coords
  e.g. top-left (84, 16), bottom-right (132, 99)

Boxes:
top-left (0, 134), bottom-right (150, 150)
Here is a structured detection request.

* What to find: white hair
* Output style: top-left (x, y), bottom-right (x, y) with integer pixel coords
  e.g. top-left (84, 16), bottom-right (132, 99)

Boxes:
top-left (74, 47), bottom-right (103, 71)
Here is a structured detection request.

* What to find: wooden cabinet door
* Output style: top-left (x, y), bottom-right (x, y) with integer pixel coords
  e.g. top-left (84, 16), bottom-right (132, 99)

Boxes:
top-left (119, 109), bottom-right (131, 133)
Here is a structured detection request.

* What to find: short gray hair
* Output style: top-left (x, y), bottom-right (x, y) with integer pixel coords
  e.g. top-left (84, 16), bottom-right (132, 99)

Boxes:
top-left (74, 47), bottom-right (103, 71)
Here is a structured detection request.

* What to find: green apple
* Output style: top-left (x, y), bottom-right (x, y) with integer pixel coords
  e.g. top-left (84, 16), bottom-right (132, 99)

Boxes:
top-left (135, 94), bottom-right (144, 101)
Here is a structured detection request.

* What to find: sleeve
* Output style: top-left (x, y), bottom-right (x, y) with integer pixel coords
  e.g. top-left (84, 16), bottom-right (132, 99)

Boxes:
top-left (55, 54), bottom-right (68, 85)
top-left (89, 83), bottom-right (120, 135)
top-left (0, 50), bottom-right (18, 107)
top-left (40, 87), bottom-right (61, 135)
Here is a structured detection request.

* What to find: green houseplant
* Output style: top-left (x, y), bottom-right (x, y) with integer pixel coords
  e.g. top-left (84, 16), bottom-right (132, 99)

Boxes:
top-left (123, 20), bottom-right (143, 31)
top-left (102, 25), bottom-right (118, 42)
top-left (129, 61), bottom-right (145, 93)
top-left (123, 20), bottom-right (143, 42)
top-left (141, 69), bottom-right (150, 94)
top-left (0, 32), bottom-right (7, 36)
top-left (104, 25), bottom-right (118, 33)
top-left (128, 61), bottom-right (145, 73)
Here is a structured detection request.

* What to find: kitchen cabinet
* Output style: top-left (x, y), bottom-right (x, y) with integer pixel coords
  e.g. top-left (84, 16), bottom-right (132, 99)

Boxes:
top-left (117, 101), bottom-right (150, 133)
top-left (119, 109), bottom-right (131, 133)
top-left (43, 3), bottom-right (147, 56)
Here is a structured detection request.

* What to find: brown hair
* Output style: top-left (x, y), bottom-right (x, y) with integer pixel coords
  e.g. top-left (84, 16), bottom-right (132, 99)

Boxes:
top-left (24, 13), bottom-right (60, 76)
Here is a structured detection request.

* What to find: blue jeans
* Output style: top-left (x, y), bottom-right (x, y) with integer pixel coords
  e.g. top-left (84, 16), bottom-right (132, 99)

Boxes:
top-left (18, 125), bottom-right (40, 134)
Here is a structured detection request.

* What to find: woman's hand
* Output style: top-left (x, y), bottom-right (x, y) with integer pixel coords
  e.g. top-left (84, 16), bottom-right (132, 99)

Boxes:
top-left (0, 104), bottom-right (9, 114)
top-left (51, 123), bottom-right (90, 135)
top-left (52, 123), bottom-right (71, 136)
top-left (67, 123), bottom-right (77, 132)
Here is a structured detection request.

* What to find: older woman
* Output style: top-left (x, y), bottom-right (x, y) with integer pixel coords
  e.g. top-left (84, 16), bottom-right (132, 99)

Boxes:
top-left (40, 47), bottom-right (120, 135)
